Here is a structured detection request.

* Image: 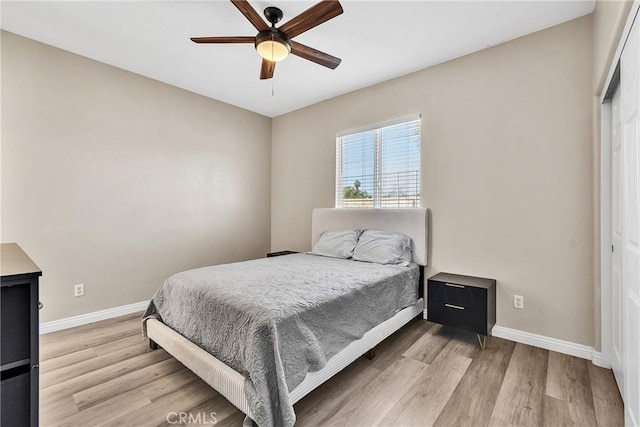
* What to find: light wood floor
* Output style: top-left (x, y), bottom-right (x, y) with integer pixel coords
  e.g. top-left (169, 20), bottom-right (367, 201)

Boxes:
top-left (39, 312), bottom-right (623, 426)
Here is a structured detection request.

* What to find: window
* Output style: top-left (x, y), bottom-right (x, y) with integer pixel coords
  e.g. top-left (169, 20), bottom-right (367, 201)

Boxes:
top-left (335, 116), bottom-right (421, 208)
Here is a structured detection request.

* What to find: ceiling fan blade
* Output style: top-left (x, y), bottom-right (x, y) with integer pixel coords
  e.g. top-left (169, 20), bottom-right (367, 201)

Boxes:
top-left (291, 41), bottom-right (341, 69)
top-left (279, 1), bottom-right (343, 39)
top-left (191, 36), bottom-right (255, 44)
top-left (260, 59), bottom-right (275, 80)
top-left (230, 0), bottom-right (269, 32)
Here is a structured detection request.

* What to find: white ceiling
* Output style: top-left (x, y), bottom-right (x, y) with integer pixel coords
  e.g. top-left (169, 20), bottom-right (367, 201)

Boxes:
top-left (1, 1), bottom-right (594, 117)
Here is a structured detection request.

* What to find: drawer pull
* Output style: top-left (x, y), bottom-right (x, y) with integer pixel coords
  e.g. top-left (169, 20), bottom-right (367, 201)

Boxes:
top-left (445, 303), bottom-right (465, 310)
top-left (38, 301), bottom-right (44, 310)
top-left (445, 283), bottom-right (465, 289)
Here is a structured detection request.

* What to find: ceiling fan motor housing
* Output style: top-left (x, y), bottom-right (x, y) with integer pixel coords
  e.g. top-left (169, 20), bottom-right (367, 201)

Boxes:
top-left (263, 6), bottom-right (284, 25)
top-left (255, 29), bottom-right (291, 50)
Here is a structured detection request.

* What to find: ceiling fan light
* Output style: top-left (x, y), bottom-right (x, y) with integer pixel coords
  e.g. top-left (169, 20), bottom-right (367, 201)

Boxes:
top-left (255, 29), bottom-right (291, 63)
top-left (256, 39), bottom-right (290, 62)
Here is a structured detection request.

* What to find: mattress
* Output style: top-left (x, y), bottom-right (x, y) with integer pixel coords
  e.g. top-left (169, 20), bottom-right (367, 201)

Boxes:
top-left (143, 253), bottom-right (419, 427)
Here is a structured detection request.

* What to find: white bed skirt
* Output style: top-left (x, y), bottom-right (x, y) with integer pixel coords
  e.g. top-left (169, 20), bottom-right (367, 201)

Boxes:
top-left (146, 298), bottom-right (424, 417)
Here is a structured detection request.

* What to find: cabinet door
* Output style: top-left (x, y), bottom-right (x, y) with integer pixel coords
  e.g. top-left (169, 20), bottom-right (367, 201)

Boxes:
top-left (1, 283), bottom-right (31, 365)
top-left (1, 369), bottom-right (31, 426)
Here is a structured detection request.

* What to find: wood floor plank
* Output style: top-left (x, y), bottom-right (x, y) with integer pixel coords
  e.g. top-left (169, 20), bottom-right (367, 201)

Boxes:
top-left (156, 393), bottom-right (241, 427)
top-left (39, 396), bottom-right (79, 426)
top-left (40, 341), bottom-right (152, 388)
top-left (91, 333), bottom-right (147, 356)
top-left (543, 394), bottom-right (598, 426)
top-left (58, 388), bottom-right (151, 427)
top-left (489, 343), bottom-right (549, 427)
top-left (366, 317), bottom-right (434, 371)
top-left (379, 353), bottom-right (472, 426)
top-left (213, 411), bottom-right (245, 427)
top-left (40, 349), bottom-right (171, 408)
top-left (588, 363), bottom-right (624, 426)
top-left (403, 323), bottom-right (458, 365)
top-left (546, 351), bottom-right (595, 408)
top-left (433, 336), bottom-right (516, 427)
top-left (142, 368), bottom-right (201, 401)
top-left (72, 357), bottom-right (184, 409)
top-left (102, 376), bottom-right (217, 427)
top-left (189, 393), bottom-right (240, 425)
top-left (39, 311), bottom-right (142, 345)
top-left (40, 334), bottom-right (147, 376)
top-left (39, 347), bottom-right (98, 373)
top-left (40, 319), bottom-right (141, 360)
top-left (295, 359), bottom-right (382, 426)
top-left (435, 328), bottom-right (482, 361)
top-left (324, 357), bottom-right (429, 427)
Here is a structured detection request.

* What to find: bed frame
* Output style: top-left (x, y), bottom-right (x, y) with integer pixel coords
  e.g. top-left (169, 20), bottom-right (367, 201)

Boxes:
top-left (146, 208), bottom-right (428, 419)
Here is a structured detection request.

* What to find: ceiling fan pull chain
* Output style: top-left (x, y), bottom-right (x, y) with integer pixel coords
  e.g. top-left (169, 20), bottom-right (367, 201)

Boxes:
top-left (271, 32), bottom-right (275, 96)
top-left (271, 32), bottom-right (275, 62)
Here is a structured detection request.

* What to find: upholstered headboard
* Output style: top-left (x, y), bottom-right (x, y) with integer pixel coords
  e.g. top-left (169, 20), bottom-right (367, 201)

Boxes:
top-left (311, 208), bottom-right (428, 266)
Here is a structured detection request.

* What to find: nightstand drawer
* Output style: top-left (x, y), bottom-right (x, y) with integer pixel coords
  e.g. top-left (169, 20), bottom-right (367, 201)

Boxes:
top-left (428, 301), bottom-right (487, 335)
top-left (428, 280), bottom-right (486, 310)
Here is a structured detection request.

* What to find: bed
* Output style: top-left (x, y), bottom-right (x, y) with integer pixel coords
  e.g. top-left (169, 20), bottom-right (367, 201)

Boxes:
top-left (143, 208), bottom-right (428, 426)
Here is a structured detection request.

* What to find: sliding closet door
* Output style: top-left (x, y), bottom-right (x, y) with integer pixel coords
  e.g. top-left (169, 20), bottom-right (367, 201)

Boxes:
top-left (620, 17), bottom-right (640, 426)
top-left (611, 84), bottom-right (624, 394)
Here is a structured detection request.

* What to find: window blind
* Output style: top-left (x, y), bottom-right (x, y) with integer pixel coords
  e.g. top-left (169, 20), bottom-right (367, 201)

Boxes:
top-left (336, 118), bottom-right (421, 208)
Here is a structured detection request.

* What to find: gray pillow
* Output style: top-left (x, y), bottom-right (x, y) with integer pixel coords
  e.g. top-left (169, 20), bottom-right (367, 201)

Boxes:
top-left (352, 229), bottom-right (412, 266)
top-left (310, 230), bottom-right (361, 259)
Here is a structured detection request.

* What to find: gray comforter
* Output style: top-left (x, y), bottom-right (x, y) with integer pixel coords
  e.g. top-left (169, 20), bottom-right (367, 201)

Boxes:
top-left (143, 253), bottom-right (419, 427)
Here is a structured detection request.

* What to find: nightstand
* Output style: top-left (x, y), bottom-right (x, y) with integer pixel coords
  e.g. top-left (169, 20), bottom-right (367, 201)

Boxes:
top-left (266, 251), bottom-right (298, 258)
top-left (427, 272), bottom-right (496, 349)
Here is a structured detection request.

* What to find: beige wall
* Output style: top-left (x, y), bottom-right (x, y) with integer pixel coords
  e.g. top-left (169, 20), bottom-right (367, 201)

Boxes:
top-left (593, 0), bottom-right (633, 95)
top-left (591, 0), bottom-right (633, 350)
top-left (272, 16), bottom-right (594, 345)
top-left (1, 31), bottom-right (272, 323)
top-left (0, 12), bottom-right (604, 347)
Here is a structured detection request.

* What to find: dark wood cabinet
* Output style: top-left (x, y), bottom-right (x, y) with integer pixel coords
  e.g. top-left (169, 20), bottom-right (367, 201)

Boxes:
top-left (1, 243), bottom-right (42, 427)
top-left (427, 272), bottom-right (496, 348)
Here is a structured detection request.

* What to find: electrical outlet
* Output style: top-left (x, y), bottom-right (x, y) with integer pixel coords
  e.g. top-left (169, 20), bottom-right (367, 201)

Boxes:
top-left (74, 284), bottom-right (85, 297)
top-left (514, 294), bottom-right (524, 309)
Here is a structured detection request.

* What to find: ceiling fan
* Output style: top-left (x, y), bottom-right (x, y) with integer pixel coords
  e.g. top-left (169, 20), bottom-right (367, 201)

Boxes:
top-left (191, 0), bottom-right (343, 80)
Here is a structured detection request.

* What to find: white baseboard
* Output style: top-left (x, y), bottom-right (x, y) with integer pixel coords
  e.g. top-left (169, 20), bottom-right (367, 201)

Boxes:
top-left (423, 311), bottom-right (606, 367)
top-left (39, 300), bottom-right (149, 335)
top-left (591, 349), bottom-right (610, 368)
top-left (492, 325), bottom-right (606, 367)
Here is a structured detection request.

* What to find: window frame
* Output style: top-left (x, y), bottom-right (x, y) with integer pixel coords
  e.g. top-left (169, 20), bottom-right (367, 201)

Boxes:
top-left (335, 115), bottom-right (422, 209)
